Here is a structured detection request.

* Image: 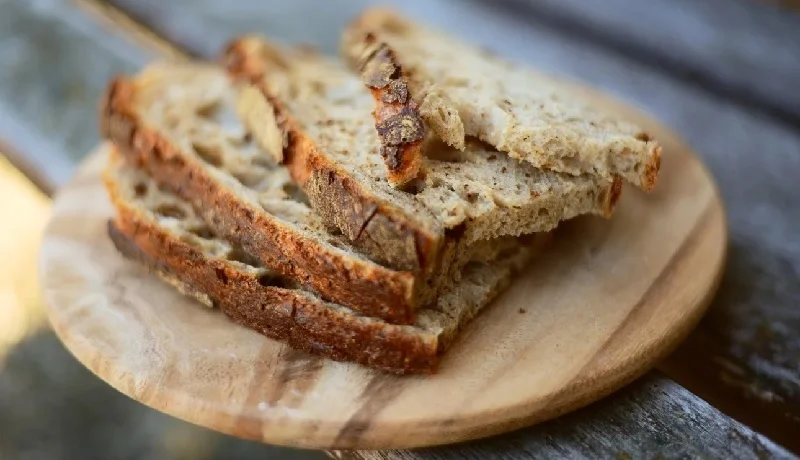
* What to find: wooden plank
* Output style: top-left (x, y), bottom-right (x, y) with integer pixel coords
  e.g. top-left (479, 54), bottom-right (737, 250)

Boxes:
top-left (331, 374), bottom-right (795, 460)
top-left (0, 0), bottom-right (155, 188)
top-left (98, 0), bottom-right (800, 451)
top-left (499, 0), bottom-right (800, 125)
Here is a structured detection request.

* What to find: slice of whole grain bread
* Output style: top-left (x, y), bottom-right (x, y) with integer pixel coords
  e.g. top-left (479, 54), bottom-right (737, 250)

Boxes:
top-left (104, 153), bottom-right (544, 374)
top-left (100, 62), bottom-right (426, 324)
top-left (223, 36), bottom-right (621, 276)
top-left (342, 7), bottom-right (661, 191)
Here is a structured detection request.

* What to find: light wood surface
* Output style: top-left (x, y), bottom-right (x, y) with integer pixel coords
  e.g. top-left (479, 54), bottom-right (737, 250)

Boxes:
top-left (39, 80), bottom-right (726, 450)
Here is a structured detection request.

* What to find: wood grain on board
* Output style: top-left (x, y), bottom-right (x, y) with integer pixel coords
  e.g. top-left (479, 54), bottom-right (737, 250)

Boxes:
top-left (42, 79), bottom-right (726, 448)
top-left (333, 374), bottom-right (793, 460)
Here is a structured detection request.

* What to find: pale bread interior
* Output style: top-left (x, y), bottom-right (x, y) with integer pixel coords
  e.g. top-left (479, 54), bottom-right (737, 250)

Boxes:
top-left (342, 8), bottom-right (660, 189)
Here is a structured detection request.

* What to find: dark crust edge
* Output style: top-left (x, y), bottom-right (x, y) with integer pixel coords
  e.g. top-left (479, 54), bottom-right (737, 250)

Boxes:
top-left (99, 74), bottom-right (421, 325)
top-left (353, 34), bottom-right (424, 187)
top-left (222, 38), bottom-right (443, 275)
top-left (342, 10), bottom-right (425, 187)
top-left (104, 202), bottom-right (440, 375)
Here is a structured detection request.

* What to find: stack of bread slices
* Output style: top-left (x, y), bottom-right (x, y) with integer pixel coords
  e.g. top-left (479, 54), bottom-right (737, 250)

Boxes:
top-left (100, 8), bottom-right (661, 374)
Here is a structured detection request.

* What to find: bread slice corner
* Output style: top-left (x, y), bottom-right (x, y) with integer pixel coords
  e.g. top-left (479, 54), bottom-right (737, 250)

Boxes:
top-left (342, 7), bottom-right (661, 191)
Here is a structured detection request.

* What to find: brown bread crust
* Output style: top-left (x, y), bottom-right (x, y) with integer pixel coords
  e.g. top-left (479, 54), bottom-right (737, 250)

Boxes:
top-left (350, 34), bottom-right (425, 187)
top-left (105, 216), bottom-right (440, 375)
top-left (223, 39), bottom-right (443, 274)
top-left (99, 75), bottom-right (422, 324)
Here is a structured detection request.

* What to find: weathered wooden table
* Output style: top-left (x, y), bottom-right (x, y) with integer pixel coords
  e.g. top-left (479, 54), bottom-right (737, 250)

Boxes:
top-left (1, 0), bottom-right (798, 458)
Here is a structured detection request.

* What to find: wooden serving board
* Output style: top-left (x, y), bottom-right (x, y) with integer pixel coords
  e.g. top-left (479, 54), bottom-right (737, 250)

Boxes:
top-left (39, 84), bottom-right (726, 450)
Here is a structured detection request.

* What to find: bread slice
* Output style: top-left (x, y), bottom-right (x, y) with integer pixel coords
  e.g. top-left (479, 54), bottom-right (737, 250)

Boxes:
top-left (104, 153), bottom-right (545, 374)
top-left (342, 8), bottom-right (661, 191)
top-left (223, 37), bottom-right (621, 277)
top-left (101, 62), bottom-right (428, 324)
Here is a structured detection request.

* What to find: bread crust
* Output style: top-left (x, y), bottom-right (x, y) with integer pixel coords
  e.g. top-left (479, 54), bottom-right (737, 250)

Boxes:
top-left (349, 33), bottom-right (425, 187)
top-left (223, 39), bottom-right (443, 274)
top-left (100, 75), bottom-right (422, 324)
top-left (105, 212), bottom-right (441, 375)
top-left (343, 8), bottom-right (661, 191)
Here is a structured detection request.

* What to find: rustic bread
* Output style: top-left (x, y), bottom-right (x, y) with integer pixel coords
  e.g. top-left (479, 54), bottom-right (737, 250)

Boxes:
top-left (104, 153), bottom-right (544, 374)
top-left (342, 8), bottom-right (661, 191)
top-left (354, 32), bottom-right (426, 187)
top-left (223, 37), bottom-right (621, 276)
top-left (101, 62), bottom-right (429, 324)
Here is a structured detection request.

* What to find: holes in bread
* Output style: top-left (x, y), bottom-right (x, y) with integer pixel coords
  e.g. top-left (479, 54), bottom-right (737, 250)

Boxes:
top-left (426, 142), bottom-right (467, 163)
top-left (405, 178), bottom-right (426, 195)
top-left (155, 203), bottom-right (187, 219)
top-left (133, 183), bottom-right (148, 197)
top-left (196, 101), bottom-right (220, 120)
top-left (256, 273), bottom-right (293, 289)
top-left (537, 208), bottom-right (549, 217)
top-left (227, 247), bottom-right (262, 267)
top-left (215, 268), bottom-right (229, 284)
top-left (192, 143), bottom-right (223, 167)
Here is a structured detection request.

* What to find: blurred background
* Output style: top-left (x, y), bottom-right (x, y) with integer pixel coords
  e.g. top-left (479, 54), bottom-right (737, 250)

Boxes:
top-left (1, 0), bottom-right (799, 459)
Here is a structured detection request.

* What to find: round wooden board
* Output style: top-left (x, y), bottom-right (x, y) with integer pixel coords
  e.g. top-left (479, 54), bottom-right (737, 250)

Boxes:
top-left (40, 84), bottom-right (726, 450)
